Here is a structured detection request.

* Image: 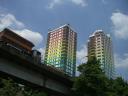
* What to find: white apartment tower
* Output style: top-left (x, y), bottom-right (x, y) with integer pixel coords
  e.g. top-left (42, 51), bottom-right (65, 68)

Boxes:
top-left (88, 30), bottom-right (114, 78)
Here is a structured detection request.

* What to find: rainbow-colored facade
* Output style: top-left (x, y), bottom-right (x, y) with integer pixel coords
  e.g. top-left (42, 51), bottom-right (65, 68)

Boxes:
top-left (44, 24), bottom-right (77, 77)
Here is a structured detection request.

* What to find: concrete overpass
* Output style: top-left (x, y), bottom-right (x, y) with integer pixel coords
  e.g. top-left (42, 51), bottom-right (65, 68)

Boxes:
top-left (0, 42), bottom-right (73, 96)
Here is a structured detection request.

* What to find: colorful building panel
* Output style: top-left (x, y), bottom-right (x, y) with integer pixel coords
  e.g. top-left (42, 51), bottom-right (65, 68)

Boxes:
top-left (44, 24), bottom-right (77, 77)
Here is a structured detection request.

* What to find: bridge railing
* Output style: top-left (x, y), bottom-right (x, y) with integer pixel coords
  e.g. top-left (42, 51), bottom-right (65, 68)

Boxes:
top-left (0, 41), bottom-right (34, 63)
top-left (0, 41), bottom-right (72, 81)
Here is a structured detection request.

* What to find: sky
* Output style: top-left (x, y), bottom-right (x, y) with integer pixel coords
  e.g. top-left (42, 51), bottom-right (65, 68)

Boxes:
top-left (0, 0), bottom-right (128, 80)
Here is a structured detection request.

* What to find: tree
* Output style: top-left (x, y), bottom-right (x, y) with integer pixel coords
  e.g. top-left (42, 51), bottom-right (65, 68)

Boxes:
top-left (0, 77), bottom-right (47, 96)
top-left (72, 57), bottom-right (128, 96)
top-left (73, 57), bottom-right (109, 96)
top-left (0, 78), bottom-right (19, 96)
top-left (23, 87), bottom-right (47, 96)
top-left (111, 77), bottom-right (128, 96)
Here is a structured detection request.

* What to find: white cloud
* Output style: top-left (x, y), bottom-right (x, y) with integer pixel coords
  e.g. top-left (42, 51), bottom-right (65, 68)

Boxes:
top-left (71, 0), bottom-right (87, 7)
top-left (76, 44), bottom-right (87, 76)
top-left (48, 0), bottom-right (62, 9)
top-left (114, 53), bottom-right (128, 80)
top-left (38, 47), bottom-right (46, 62)
top-left (115, 53), bottom-right (128, 68)
top-left (0, 13), bottom-right (43, 47)
top-left (101, 0), bottom-right (107, 4)
top-left (111, 12), bottom-right (128, 39)
top-left (47, 0), bottom-right (87, 9)
top-left (15, 29), bottom-right (43, 46)
top-left (77, 44), bottom-right (87, 64)
top-left (0, 13), bottom-right (25, 30)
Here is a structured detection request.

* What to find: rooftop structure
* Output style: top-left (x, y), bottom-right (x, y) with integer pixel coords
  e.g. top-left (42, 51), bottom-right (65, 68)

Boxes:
top-left (0, 28), bottom-right (34, 53)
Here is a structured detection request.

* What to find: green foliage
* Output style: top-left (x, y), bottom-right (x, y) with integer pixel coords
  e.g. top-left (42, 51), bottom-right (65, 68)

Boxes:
top-left (0, 78), bottom-right (19, 96)
top-left (0, 77), bottom-right (47, 96)
top-left (72, 57), bottom-right (128, 96)
top-left (23, 88), bottom-right (47, 96)
top-left (108, 77), bottom-right (128, 96)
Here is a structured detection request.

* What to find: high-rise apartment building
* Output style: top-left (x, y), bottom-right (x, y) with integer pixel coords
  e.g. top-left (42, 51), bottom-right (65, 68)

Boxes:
top-left (44, 24), bottom-right (77, 77)
top-left (87, 30), bottom-right (114, 78)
